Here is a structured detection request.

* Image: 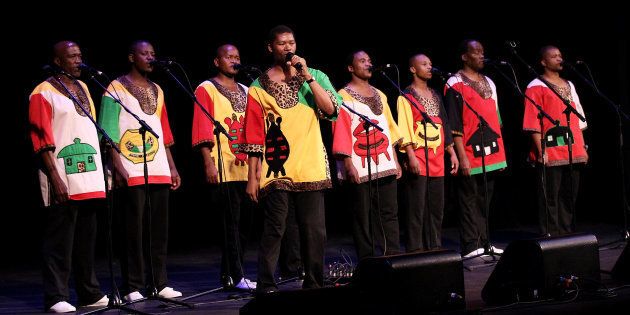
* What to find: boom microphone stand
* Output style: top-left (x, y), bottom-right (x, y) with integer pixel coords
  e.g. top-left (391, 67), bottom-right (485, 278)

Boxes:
top-left (484, 60), bottom-right (560, 237)
top-left (563, 61), bottom-right (630, 247)
top-left (372, 66), bottom-right (438, 250)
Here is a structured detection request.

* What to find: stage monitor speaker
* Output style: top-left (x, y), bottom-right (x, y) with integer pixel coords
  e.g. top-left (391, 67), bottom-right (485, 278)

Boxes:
top-left (612, 241), bottom-right (629, 281)
top-left (240, 285), bottom-right (357, 315)
top-left (482, 233), bottom-right (600, 305)
top-left (355, 249), bottom-right (466, 313)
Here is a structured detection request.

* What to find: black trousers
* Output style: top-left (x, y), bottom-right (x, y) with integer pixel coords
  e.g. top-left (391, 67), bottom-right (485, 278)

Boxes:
top-left (42, 199), bottom-right (103, 309)
top-left (279, 205), bottom-right (302, 278)
top-left (116, 184), bottom-right (170, 294)
top-left (538, 165), bottom-right (580, 236)
top-left (210, 181), bottom-right (254, 284)
top-left (405, 175), bottom-right (445, 251)
top-left (258, 190), bottom-right (326, 292)
top-left (457, 173), bottom-right (496, 255)
top-left (349, 175), bottom-right (400, 261)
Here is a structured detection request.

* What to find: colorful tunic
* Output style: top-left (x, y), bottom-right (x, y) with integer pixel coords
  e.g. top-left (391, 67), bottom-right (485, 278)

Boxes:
top-left (446, 72), bottom-right (507, 175)
top-left (332, 86), bottom-right (402, 183)
top-left (242, 68), bottom-right (341, 196)
top-left (29, 78), bottom-right (106, 206)
top-left (397, 87), bottom-right (454, 177)
top-left (523, 78), bottom-right (588, 166)
top-left (192, 80), bottom-right (249, 182)
top-left (99, 77), bottom-right (174, 186)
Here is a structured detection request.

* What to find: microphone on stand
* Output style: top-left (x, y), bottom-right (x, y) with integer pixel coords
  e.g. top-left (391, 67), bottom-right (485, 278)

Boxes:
top-left (430, 67), bottom-right (455, 78)
top-left (368, 64), bottom-right (394, 72)
top-left (483, 58), bottom-right (509, 66)
top-left (149, 59), bottom-right (175, 68)
top-left (232, 63), bottom-right (260, 72)
top-left (79, 63), bottom-right (104, 76)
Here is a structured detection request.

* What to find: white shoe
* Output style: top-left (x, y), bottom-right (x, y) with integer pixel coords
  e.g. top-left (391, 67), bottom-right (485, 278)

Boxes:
top-left (463, 248), bottom-right (484, 258)
top-left (235, 278), bottom-right (257, 290)
top-left (84, 295), bottom-right (109, 307)
top-left (48, 301), bottom-right (76, 313)
top-left (490, 246), bottom-right (504, 254)
top-left (123, 291), bottom-right (144, 302)
top-left (158, 286), bottom-right (182, 298)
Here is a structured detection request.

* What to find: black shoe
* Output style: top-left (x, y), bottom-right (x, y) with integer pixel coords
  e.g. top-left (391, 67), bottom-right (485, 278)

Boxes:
top-left (256, 286), bottom-right (278, 295)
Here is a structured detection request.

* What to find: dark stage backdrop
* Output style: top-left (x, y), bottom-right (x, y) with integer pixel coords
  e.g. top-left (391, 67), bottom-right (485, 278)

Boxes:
top-left (4, 7), bottom-right (628, 267)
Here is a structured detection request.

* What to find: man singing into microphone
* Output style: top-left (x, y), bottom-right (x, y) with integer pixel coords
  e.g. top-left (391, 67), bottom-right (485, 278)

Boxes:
top-left (523, 45), bottom-right (588, 236)
top-left (99, 40), bottom-right (182, 301)
top-left (445, 40), bottom-right (507, 257)
top-left (29, 40), bottom-right (108, 313)
top-left (191, 44), bottom-right (257, 290)
top-left (332, 50), bottom-right (403, 261)
top-left (241, 25), bottom-right (341, 294)
top-left (397, 53), bottom-right (459, 252)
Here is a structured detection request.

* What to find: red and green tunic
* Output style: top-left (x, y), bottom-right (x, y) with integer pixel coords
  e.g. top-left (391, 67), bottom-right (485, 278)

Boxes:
top-left (99, 77), bottom-right (175, 186)
top-left (242, 68), bottom-right (341, 197)
top-left (523, 78), bottom-right (588, 166)
top-left (332, 86), bottom-right (402, 183)
top-left (397, 87), bottom-right (454, 177)
top-left (29, 78), bottom-right (106, 206)
top-left (445, 73), bottom-right (507, 175)
top-left (192, 80), bottom-right (249, 182)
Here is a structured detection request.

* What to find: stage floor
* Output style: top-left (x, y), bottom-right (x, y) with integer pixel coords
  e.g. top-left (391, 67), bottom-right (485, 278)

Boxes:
top-left (1, 224), bottom-right (628, 314)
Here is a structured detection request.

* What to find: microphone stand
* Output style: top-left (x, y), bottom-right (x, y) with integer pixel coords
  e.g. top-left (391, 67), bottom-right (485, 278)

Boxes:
top-left (85, 68), bottom-right (193, 311)
top-left (373, 69), bottom-right (438, 250)
top-left (432, 70), bottom-right (501, 266)
top-left (153, 62), bottom-right (251, 303)
top-left (509, 46), bottom-right (586, 234)
top-left (563, 62), bottom-right (630, 247)
top-left (340, 101), bottom-right (383, 257)
top-left (486, 62), bottom-right (560, 237)
top-left (48, 71), bottom-right (151, 315)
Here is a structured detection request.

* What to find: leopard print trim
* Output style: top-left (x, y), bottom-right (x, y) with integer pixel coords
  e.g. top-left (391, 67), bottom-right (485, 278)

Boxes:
top-left (259, 178), bottom-right (332, 198)
top-left (547, 81), bottom-right (573, 103)
top-left (259, 73), bottom-right (304, 109)
top-left (118, 76), bottom-right (158, 115)
top-left (407, 87), bottom-right (441, 117)
top-left (240, 143), bottom-right (264, 154)
top-left (343, 85), bottom-right (383, 115)
top-left (47, 77), bottom-right (90, 117)
top-left (458, 71), bottom-right (493, 99)
top-left (210, 79), bottom-right (247, 113)
top-left (357, 170), bottom-right (398, 184)
top-left (318, 90), bottom-right (340, 120)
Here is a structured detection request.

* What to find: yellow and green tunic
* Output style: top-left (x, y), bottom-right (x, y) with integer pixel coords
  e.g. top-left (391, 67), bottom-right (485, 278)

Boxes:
top-left (192, 79), bottom-right (249, 182)
top-left (29, 78), bottom-right (106, 206)
top-left (242, 68), bottom-right (341, 197)
top-left (99, 77), bottom-right (175, 186)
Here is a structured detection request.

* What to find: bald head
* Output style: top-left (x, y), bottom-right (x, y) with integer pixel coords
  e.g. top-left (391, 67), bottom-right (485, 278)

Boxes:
top-left (216, 44), bottom-right (237, 58)
top-left (53, 41), bottom-right (78, 59)
top-left (214, 44), bottom-right (240, 77)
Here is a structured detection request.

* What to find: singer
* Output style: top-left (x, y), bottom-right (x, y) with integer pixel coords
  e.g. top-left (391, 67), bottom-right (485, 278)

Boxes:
top-left (445, 40), bottom-right (507, 257)
top-left (332, 50), bottom-right (403, 260)
top-left (397, 53), bottom-right (459, 252)
top-left (191, 44), bottom-right (257, 291)
top-left (29, 41), bottom-right (108, 313)
top-left (523, 45), bottom-right (588, 236)
top-left (241, 25), bottom-right (341, 294)
top-left (98, 40), bottom-right (182, 301)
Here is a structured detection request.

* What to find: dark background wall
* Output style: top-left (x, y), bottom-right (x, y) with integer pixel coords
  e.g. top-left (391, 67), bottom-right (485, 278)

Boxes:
top-left (4, 6), bottom-right (628, 267)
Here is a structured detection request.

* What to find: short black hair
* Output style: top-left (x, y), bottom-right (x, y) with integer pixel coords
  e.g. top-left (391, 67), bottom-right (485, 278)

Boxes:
top-left (267, 25), bottom-right (294, 44)
top-left (345, 49), bottom-right (367, 67)
top-left (539, 45), bottom-right (558, 62)
top-left (458, 39), bottom-right (477, 56)
top-left (408, 53), bottom-right (428, 67)
top-left (128, 40), bottom-right (151, 54)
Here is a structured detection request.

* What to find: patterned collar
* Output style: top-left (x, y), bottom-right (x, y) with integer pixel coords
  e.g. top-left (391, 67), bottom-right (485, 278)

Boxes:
top-left (343, 85), bottom-right (383, 115)
top-left (210, 79), bottom-right (247, 113)
top-left (47, 77), bottom-right (90, 117)
top-left (406, 87), bottom-right (441, 117)
top-left (458, 71), bottom-right (493, 99)
top-left (118, 75), bottom-right (159, 115)
top-left (259, 72), bottom-right (304, 109)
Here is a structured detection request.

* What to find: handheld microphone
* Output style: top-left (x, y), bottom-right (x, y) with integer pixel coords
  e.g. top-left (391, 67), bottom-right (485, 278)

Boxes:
top-left (430, 67), bottom-right (454, 78)
top-left (149, 59), bottom-right (174, 68)
top-left (368, 64), bottom-right (393, 72)
top-left (284, 52), bottom-right (303, 71)
top-left (483, 58), bottom-right (508, 66)
top-left (78, 63), bottom-right (103, 76)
